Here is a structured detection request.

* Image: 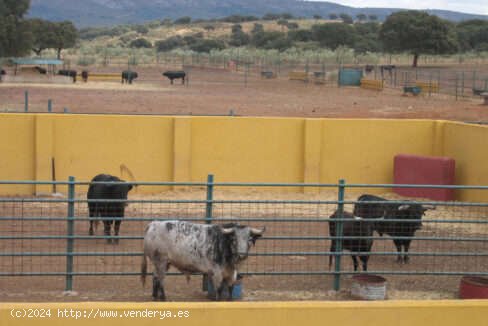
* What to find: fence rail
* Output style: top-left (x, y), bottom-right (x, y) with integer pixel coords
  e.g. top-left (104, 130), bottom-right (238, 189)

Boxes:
top-left (0, 176), bottom-right (487, 299)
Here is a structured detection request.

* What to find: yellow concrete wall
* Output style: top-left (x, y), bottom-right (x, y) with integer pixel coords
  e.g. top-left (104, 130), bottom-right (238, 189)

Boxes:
top-left (51, 114), bottom-right (174, 194)
top-left (1, 301), bottom-right (487, 326)
top-left (190, 117), bottom-right (304, 189)
top-left (1, 113), bottom-right (488, 200)
top-left (320, 119), bottom-right (436, 186)
top-left (443, 121), bottom-right (488, 202)
top-left (0, 114), bottom-right (35, 195)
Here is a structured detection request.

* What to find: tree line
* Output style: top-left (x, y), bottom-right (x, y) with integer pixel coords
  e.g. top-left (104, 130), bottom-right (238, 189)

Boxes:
top-left (0, 0), bottom-right (77, 59)
top-left (149, 11), bottom-right (488, 67)
top-left (1, 0), bottom-right (487, 67)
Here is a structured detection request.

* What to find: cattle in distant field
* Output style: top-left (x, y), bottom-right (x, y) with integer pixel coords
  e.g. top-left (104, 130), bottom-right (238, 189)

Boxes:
top-left (162, 71), bottom-right (186, 85)
top-left (141, 220), bottom-right (265, 301)
top-left (58, 69), bottom-right (77, 83)
top-left (365, 65), bottom-right (374, 73)
top-left (121, 70), bottom-right (138, 84)
top-left (81, 70), bottom-right (89, 82)
top-left (34, 66), bottom-right (47, 74)
top-left (87, 174), bottom-right (133, 244)
top-left (353, 194), bottom-right (435, 263)
top-left (380, 65), bottom-right (395, 79)
top-left (329, 210), bottom-right (375, 272)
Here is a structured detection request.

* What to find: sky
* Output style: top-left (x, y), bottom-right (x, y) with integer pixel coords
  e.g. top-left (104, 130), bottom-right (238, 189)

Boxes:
top-left (321, 1), bottom-right (488, 15)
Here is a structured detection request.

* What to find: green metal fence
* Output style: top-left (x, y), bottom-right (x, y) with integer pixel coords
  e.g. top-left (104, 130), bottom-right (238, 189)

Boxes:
top-left (0, 176), bottom-right (487, 299)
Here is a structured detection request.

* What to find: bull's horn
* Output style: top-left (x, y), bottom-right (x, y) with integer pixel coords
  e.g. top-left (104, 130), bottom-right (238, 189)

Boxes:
top-left (222, 228), bottom-right (235, 234)
top-left (250, 227), bottom-right (266, 235)
top-left (423, 205), bottom-right (436, 210)
top-left (120, 164), bottom-right (138, 188)
top-left (398, 204), bottom-right (410, 210)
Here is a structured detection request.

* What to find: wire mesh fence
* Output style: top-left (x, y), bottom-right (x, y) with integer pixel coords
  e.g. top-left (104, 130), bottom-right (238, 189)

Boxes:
top-left (363, 65), bottom-right (488, 99)
top-left (0, 178), bottom-right (487, 301)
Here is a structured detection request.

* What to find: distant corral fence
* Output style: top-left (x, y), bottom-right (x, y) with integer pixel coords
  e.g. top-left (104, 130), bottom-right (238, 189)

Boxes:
top-left (358, 65), bottom-right (488, 99)
top-left (0, 177), bottom-right (486, 298)
top-left (63, 52), bottom-right (488, 98)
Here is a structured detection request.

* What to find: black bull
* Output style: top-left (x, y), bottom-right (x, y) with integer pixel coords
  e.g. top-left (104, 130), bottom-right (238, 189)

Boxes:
top-left (121, 70), bottom-right (138, 84)
top-left (58, 69), bottom-right (77, 83)
top-left (162, 71), bottom-right (186, 84)
top-left (87, 174), bottom-right (133, 244)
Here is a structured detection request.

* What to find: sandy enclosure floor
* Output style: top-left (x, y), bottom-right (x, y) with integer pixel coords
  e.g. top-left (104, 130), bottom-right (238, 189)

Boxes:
top-left (1, 65), bottom-right (488, 122)
top-left (0, 65), bottom-right (487, 301)
top-left (0, 188), bottom-right (486, 302)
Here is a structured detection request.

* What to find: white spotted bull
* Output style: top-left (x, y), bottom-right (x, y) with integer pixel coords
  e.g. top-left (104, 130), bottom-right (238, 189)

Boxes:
top-left (141, 220), bottom-right (265, 301)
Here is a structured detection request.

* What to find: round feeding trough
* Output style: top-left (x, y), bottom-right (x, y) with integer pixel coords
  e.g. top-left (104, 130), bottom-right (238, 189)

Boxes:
top-left (207, 275), bottom-right (243, 300)
top-left (351, 274), bottom-right (387, 300)
top-left (459, 276), bottom-right (488, 299)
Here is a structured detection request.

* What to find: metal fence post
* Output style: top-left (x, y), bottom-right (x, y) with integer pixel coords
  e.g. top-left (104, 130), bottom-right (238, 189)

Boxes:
top-left (205, 174), bottom-right (214, 224)
top-left (65, 176), bottom-right (75, 291)
top-left (333, 179), bottom-right (346, 291)
top-left (202, 174), bottom-right (214, 291)
top-left (24, 91), bottom-right (28, 112)
top-left (48, 99), bottom-right (52, 112)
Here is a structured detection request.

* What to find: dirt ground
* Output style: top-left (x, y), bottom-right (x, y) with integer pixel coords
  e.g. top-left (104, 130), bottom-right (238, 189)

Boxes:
top-left (0, 65), bottom-right (487, 302)
top-left (1, 65), bottom-right (488, 122)
top-left (0, 188), bottom-right (486, 302)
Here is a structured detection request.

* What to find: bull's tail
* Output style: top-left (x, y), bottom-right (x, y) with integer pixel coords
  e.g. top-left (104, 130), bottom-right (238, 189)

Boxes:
top-left (141, 253), bottom-right (148, 287)
top-left (329, 241), bottom-right (336, 270)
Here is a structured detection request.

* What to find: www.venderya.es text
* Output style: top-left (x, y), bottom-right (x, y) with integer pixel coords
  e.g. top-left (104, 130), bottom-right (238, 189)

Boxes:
top-left (10, 308), bottom-right (190, 320)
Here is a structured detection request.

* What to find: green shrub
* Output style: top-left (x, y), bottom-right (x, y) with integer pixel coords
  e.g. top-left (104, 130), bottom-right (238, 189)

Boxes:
top-left (130, 38), bottom-right (152, 48)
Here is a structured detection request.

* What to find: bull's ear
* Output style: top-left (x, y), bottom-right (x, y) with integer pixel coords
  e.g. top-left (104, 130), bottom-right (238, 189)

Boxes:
top-left (221, 228), bottom-right (235, 235)
top-left (398, 204), bottom-right (410, 211)
top-left (127, 184), bottom-right (134, 191)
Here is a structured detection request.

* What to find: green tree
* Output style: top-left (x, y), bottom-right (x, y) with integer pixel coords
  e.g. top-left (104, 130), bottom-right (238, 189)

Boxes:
top-left (51, 21), bottom-right (78, 59)
top-left (203, 24), bottom-right (215, 35)
top-left (252, 31), bottom-right (291, 51)
top-left (368, 15), bottom-right (378, 21)
top-left (456, 19), bottom-right (488, 52)
top-left (354, 22), bottom-right (381, 53)
top-left (287, 22), bottom-right (299, 30)
top-left (288, 29), bottom-right (312, 42)
top-left (280, 13), bottom-right (294, 20)
top-left (29, 18), bottom-right (56, 56)
top-left (312, 23), bottom-right (356, 49)
top-left (329, 13), bottom-right (338, 20)
top-left (189, 39), bottom-right (225, 53)
top-left (129, 37), bottom-right (152, 48)
top-left (251, 23), bottom-right (264, 35)
top-left (262, 13), bottom-right (280, 21)
top-left (0, 0), bottom-right (32, 57)
top-left (339, 13), bottom-right (353, 24)
top-left (277, 19), bottom-right (288, 32)
top-left (229, 24), bottom-right (250, 47)
top-left (379, 11), bottom-right (458, 67)
top-left (133, 24), bottom-right (149, 34)
top-left (155, 36), bottom-right (184, 52)
top-left (174, 16), bottom-right (191, 24)
top-left (356, 13), bottom-right (367, 21)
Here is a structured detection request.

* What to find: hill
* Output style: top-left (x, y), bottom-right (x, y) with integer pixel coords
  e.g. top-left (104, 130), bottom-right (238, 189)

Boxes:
top-left (28, 0), bottom-right (488, 27)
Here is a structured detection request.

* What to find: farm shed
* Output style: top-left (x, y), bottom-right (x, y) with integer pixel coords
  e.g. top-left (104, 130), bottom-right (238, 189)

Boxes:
top-left (2, 58), bottom-right (71, 84)
top-left (10, 58), bottom-right (63, 75)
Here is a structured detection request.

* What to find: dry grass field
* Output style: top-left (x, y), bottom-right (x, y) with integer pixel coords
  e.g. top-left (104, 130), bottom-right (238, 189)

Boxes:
top-left (1, 65), bottom-right (488, 121)
top-left (0, 64), bottom-right (487, 302)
